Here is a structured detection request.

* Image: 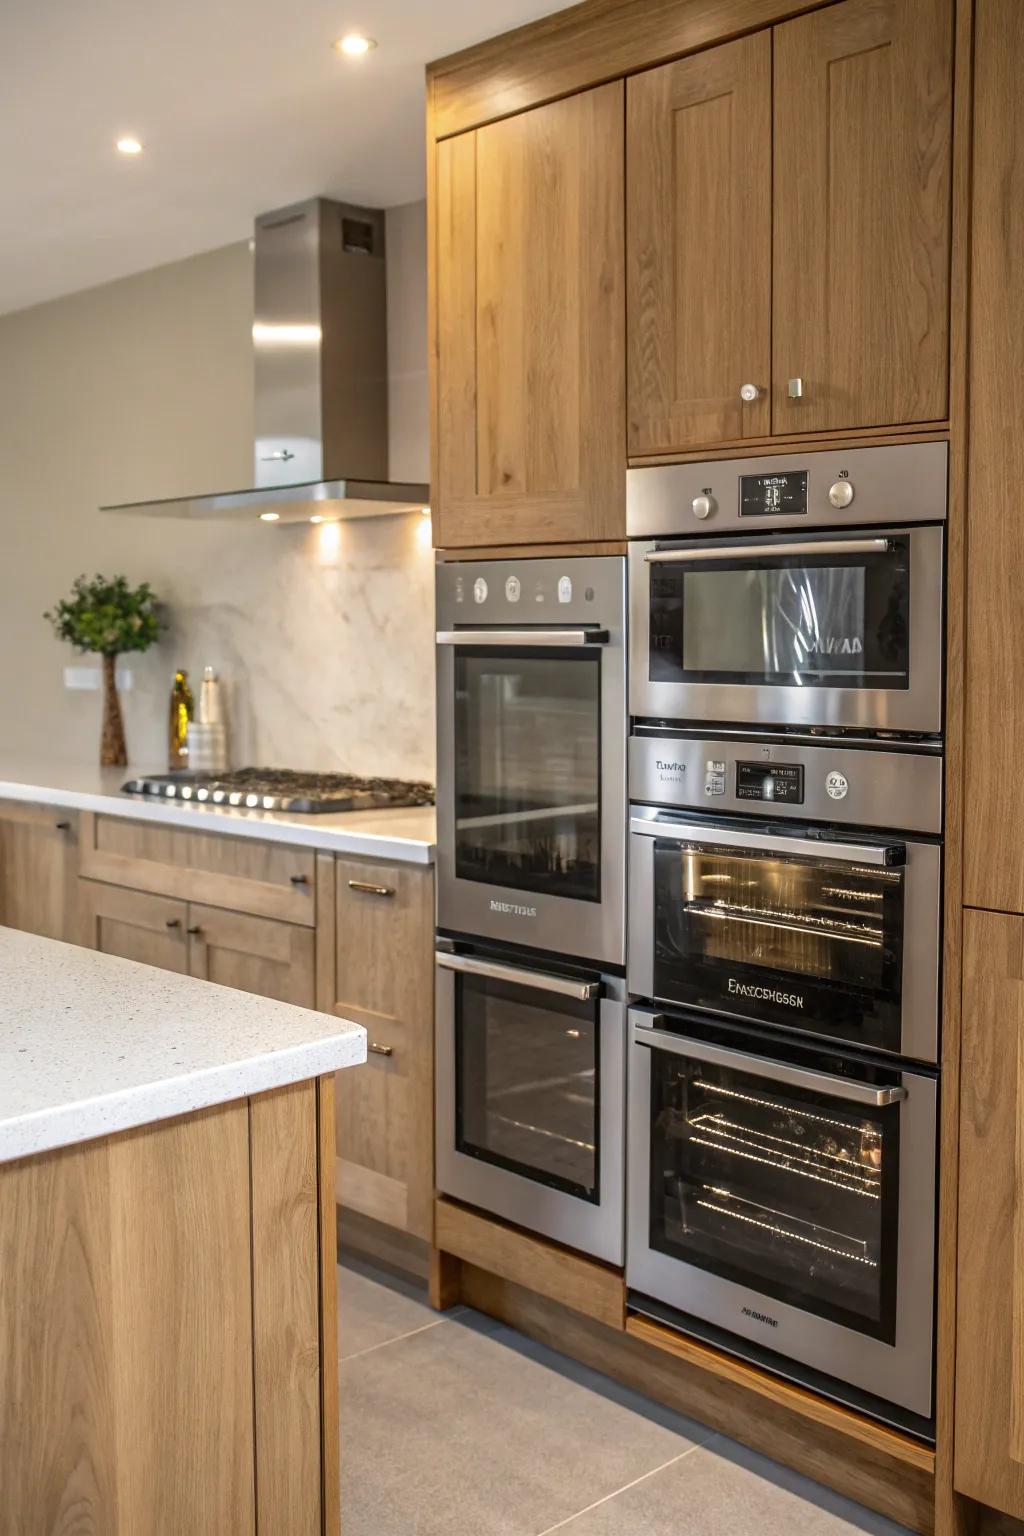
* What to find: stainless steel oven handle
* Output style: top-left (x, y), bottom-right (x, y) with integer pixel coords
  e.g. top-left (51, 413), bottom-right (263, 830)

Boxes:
top-left (644, 538), bottom-right (892, 564)
top-left (436, 629), bottom-right (608, 647)
top-left (633, 1024), bottom-right (907, 1107)
top-left (629, 816), bottom-right (905, 868)
top-left (436, 951), bottom-right (601, 1001)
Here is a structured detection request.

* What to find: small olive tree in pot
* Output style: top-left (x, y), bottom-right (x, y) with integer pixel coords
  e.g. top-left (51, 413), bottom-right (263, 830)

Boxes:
top-left (45, 575), bottom-right (162, 767)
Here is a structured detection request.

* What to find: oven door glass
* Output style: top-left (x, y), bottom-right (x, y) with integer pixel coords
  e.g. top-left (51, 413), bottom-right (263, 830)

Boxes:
top-left (652, 836), bottom-right (905, 1053)
top-left (454, 648), bottom-right (601, 902)
top-left (648, 539), bottom-right (910, 691)
top-left (455, 970), bottom-right (600, 1202)
top-left (648, 1037), bottom-right (900, 1342)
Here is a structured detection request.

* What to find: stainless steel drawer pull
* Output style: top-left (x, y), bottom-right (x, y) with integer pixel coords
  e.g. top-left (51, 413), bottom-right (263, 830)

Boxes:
top-left (368, 1042), bottom-right (394, 1058)
top-left (348, 880), bottom-right (395, 898)
top-left (633, 1023), bottom-right (908, 1107)
top-left (436, 629), bottom-right (608, 648)
top-left (644, 538), bottom-right (892, 564)
top-left (436, 950), bottom-right (601, 1001)
top-left (629, 815), bottom-right (905, 869)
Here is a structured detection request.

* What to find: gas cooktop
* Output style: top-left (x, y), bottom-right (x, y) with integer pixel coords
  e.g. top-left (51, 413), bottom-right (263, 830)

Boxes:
top-left (121, 768), bottom-right (435, 815)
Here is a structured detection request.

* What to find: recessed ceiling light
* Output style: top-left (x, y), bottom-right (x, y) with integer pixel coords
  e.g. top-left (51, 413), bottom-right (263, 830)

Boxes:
top-left (334, 32), bottom-right (376, 56)
top-left (116, 136), bottom-right (144, 156)
top-left (310, 515), bottom-right (324, 524)
top-left (259, 511), bottom-right (281, 522)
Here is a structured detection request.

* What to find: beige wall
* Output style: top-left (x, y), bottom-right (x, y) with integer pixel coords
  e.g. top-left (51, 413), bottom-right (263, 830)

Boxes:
top-left (0, 204), bottom-right (435, 780)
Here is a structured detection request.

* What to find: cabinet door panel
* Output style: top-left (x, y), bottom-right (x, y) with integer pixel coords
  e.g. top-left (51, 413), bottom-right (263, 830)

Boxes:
top-left (436, 82), bottom-right (625, 547)
top-left (187, 904), bottom-right (315, 1007)
top-left (772, 0), bottom-right (952, 434)
top-left (627, 34), bottom-right (771, 453)
top-left (0, 803), bottom-right (77, 942)
top-left (79, 879), bottom-right (189, 972)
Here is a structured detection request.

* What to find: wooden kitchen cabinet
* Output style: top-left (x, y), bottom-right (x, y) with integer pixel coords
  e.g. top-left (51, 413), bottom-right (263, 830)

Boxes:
top-left (188, 903), bottom-right (315, 1008)
top-left (0, 801), bottom-right (78, 943)
top-left (317, 853), bottom-right (435, 1241)
top-left (79, 879), bottom-right (189, 972)
top-left (434, 82), bottom-right (625, 548)
top-left (626, 33), bottom-right (772, 454)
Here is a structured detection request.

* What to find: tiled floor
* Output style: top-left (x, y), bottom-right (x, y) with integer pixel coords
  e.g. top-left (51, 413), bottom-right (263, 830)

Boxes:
top-left (338, 1255), bottom-right (914, 1536)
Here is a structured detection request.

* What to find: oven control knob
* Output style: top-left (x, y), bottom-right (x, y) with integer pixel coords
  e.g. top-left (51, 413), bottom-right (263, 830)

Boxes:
top-left (828, 480), bottom-right (855, 509)
top-left (692, 494), bottom-right (717, 521)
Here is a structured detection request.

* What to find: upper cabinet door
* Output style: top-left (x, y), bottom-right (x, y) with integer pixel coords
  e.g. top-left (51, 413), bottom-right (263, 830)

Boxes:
top-left (772, 0), bottom-right (953, 435)
top-left (626, 34), bottom-right (771, 455)
top-left (435, 82), bottom-right (625, 548)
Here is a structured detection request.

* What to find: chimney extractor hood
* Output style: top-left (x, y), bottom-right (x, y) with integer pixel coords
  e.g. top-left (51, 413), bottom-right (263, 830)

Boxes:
top-left (101, 198), bottom-right (430, 523)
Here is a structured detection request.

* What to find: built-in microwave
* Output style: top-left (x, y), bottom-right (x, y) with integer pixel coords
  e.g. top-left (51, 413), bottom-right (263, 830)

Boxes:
top-left (435, 556), bottom-right (626, 967)
top-left (627, 443), bottom-right (947, 738)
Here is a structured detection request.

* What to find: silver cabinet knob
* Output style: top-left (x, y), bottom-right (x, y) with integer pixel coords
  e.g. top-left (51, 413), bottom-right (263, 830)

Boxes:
top-left (692, 494), bottom-right (717, 521)
top-left (788, 378), bottom-right (804, 399)
top-left (828, 481), bottom-right (855, 509)
top-left (739, 383), bottom-right (760, 403)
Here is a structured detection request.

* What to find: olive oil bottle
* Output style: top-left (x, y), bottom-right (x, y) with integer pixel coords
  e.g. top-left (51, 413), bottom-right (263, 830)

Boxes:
top-left (168, 668), bottom-right (194, 771)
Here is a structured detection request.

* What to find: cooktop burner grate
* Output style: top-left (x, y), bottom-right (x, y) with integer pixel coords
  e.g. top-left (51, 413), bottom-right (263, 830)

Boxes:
top-left (121, 767), bottom-right (435, 815)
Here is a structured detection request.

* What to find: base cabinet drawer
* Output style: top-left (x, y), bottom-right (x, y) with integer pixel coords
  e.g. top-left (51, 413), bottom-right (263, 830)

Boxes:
top-left (79, 880), bottom-right (189, 972)
top-left (188, 903), bottom-right (315, 1008)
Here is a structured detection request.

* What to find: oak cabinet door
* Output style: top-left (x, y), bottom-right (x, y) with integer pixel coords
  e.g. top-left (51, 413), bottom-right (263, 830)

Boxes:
top-left (626, 34), bottom-right (771, 454)
top-left (435, 82), bottom-right (625, 547)
top-left (955, 909), bottom-right (1024, 1516)
top-left (78, 878), bottom-right (189, 972)
top-left (0, 803), bottom-right (78, 942)
top-left (187, 903), bottom-right (315, 1007)
top-left (772, 0), bottom-right (952, 435)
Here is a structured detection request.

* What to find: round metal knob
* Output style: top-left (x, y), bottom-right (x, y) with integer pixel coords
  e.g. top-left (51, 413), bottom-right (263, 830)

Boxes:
top-left (692, 494), bottom-right (717, 521)
top-left (739, 383), bottom-right (760, 403)
top-left (828, 480), bottom-right (855, 509)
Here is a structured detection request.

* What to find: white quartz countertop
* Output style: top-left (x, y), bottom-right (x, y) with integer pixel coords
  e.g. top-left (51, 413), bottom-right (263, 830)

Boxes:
top-left (0, 927), bottom-right (367, 1164)
top-left (0, 759), bottom-right (435, 864)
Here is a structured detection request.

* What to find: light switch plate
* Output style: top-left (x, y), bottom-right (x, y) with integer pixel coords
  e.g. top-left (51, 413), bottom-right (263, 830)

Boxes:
top-left (64, 666), bottom-right (133, 691)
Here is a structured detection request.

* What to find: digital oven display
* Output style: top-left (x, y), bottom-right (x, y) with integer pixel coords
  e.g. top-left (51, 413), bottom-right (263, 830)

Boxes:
top-left (736, 762), bottom-right (805, 804)
top-left (739, 470), bottom-right (808, 518)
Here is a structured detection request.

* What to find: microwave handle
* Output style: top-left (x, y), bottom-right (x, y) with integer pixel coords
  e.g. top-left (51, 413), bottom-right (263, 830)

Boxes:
top-left (644, 538), bottom-right (892, 564)
top-left (629, 815), bottom-right (906, 869)
top-left (436, 629), bottom-right (608, 647)
top-left (436, 950), bottom-right (602, 1001)
top-left (633, 1023), bottom-right (908, 1107)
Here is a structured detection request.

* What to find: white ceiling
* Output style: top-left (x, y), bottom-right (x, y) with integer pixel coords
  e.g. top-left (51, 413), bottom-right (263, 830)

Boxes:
top-left (0, 0), bottom-right (569, 316)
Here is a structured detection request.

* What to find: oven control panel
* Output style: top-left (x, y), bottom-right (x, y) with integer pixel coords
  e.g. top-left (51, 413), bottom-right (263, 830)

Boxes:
top-left (436, 553), bottom-right (625, 630)
top-left (629, 734), bottom-right (942, 836)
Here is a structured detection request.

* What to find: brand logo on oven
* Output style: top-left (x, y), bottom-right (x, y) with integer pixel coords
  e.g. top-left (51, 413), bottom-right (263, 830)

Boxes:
top-left (803, 635), bottom-right (864, 656)
top-left (742, 1306), bottom-right (779, 1329)
top-left (656, 760), bottom-right (686, 773)
top-left (728, 978), bottom-right (804, 1009)
top-left (489, 899), bottom-right (538, 919)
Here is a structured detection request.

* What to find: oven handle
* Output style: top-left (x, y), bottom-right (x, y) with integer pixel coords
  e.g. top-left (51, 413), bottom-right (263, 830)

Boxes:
top-left (633, 1023), bottom-right (908, 1107)
top-left (436, 950), bottom-right (602, 1001)
top-left (629, 816), bottom-right (906, 868)
top-left (644, 538), bottom-right (892, 564)
top-left (435, 629), bottom-right (608, 647)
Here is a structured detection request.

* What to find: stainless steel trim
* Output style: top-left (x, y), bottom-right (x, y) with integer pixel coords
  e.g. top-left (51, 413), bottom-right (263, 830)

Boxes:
top-left (436, 950), bottom-right (602, 1001)
top-left (629, 815), bottom-right (902, 867)
top-left (644, 538), bottom-right (891, 564)
top-left (632, 1023), bottom-right (908, 1106)
top-left (435, 629), bottom-right (607, 647)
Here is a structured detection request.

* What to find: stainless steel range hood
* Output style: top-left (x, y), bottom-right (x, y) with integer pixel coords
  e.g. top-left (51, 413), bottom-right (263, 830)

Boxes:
top-left (101, 198), bottom-right (430, 523)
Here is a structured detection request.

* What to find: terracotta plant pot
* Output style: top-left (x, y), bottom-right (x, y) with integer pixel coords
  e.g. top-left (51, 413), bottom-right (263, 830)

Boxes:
top-left (100, 653), bottom-right (127, 768)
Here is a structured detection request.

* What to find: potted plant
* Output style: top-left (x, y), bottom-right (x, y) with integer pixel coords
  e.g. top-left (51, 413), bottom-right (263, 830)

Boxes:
top-left (45, 575), bottom-right (162, 767)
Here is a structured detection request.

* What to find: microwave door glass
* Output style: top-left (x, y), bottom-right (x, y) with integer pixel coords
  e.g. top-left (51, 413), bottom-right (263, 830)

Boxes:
top-left (454, 650), bottom-right (601, 901)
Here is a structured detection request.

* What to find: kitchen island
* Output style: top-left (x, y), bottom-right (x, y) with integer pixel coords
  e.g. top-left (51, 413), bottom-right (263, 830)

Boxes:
top-left (0, 926), bottom-right (366, 1535)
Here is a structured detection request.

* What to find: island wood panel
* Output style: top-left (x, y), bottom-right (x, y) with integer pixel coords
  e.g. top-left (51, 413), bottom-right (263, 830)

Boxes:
top-left (626, 32), bottom-right (771, 452)
top-left (772, 0), bottom-right (953, 435)
top-left (78, 812), bottom-right (316, 926)
top-left (0, 1100), bottom-right (256, 1534)
top-left (955, 909), bottom-right (1024, 1518)
top-left (78, 879), bottom-right (189, 973)
top-left (318, 853), bottom-right (434, 1240)
top-left (0, 801), bottom-right (79, 943)
top-left (188, 903), bottom-right (316, 1007)
top-left (962, 0), bottom-right (1024, 916)
top-left (317, 1076), bottom-right (341, 1536)
top-left (250, 1083), bottom-right (322, 1536)
top-left (434, 82), bottom-right (626, 548)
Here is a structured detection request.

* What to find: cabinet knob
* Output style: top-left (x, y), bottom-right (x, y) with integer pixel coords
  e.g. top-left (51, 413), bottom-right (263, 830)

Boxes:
top-left (739, 383), bottom-right (760, 403)
top-left (186, 925), bottom-right (202, 937)
top-left (788, 377), bottom-right (804, 399)
top-left (368, 1042), bottom-right (394, 1058)
top-left (289, 874), bottom-right (309, 886)
top-left (55, 820), bottom-right (71, 832)
top-left (165, 918), bottom-right (181, 930)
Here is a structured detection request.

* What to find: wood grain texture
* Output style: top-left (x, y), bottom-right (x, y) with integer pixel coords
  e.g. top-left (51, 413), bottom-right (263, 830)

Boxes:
top-left (428, 1245), bottom-right (463, 1311)
top-left (955, 910), bottom-right (1024, 1517)
top-left (187, 902), bottom-right (316, 1007)
top-left (963, 0), bottom-right (1024, 915)
top-left (79, 813), bottom-right (316, 926)
top-left (337, 1205), bottom-right (431, 1281)
top-left (317, 1076), bottom-right (341, 1536)
top-left (626, 33), bottom-right (771, 452)
top-left (435, 1198), bottom-right (625, 1330)
top-left (0, 801), bottom-right (79, 942)
top-left (459, 1265), bottom-right (935, 1534)
top-left (772, 0), bottom-right (953, 434)
top-left (427, 0), bottom-right (833, 140)
top-left (250, 1083), bottom-right (322, 1536)
top-left (629, 425), bottom-right (951, 466)
top-left (435, 540), bottom-right (628, 559)
top-left (435, 82), bottom-right (626, 548)
top-left (78, 878), bottom-right (189, 972)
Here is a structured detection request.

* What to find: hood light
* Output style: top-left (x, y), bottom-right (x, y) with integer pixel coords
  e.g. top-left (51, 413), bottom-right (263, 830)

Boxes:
top-left (420, 506), bottom-right (431, 517)
top-left (334, 32), bottom-right (376, 56)
top-left (259, 511), bottom-right (280, 523)
top-left (116, 136), bottom-right (144, 156)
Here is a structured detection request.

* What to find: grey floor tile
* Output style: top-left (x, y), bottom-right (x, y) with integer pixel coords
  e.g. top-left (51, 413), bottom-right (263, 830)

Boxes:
top-left (339, 1309), bottom-right (715, 1536)
top-left (546, 1432), bottom-right (915, 1536)
top-left (338, 1254), bottom-right (451, 1361)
